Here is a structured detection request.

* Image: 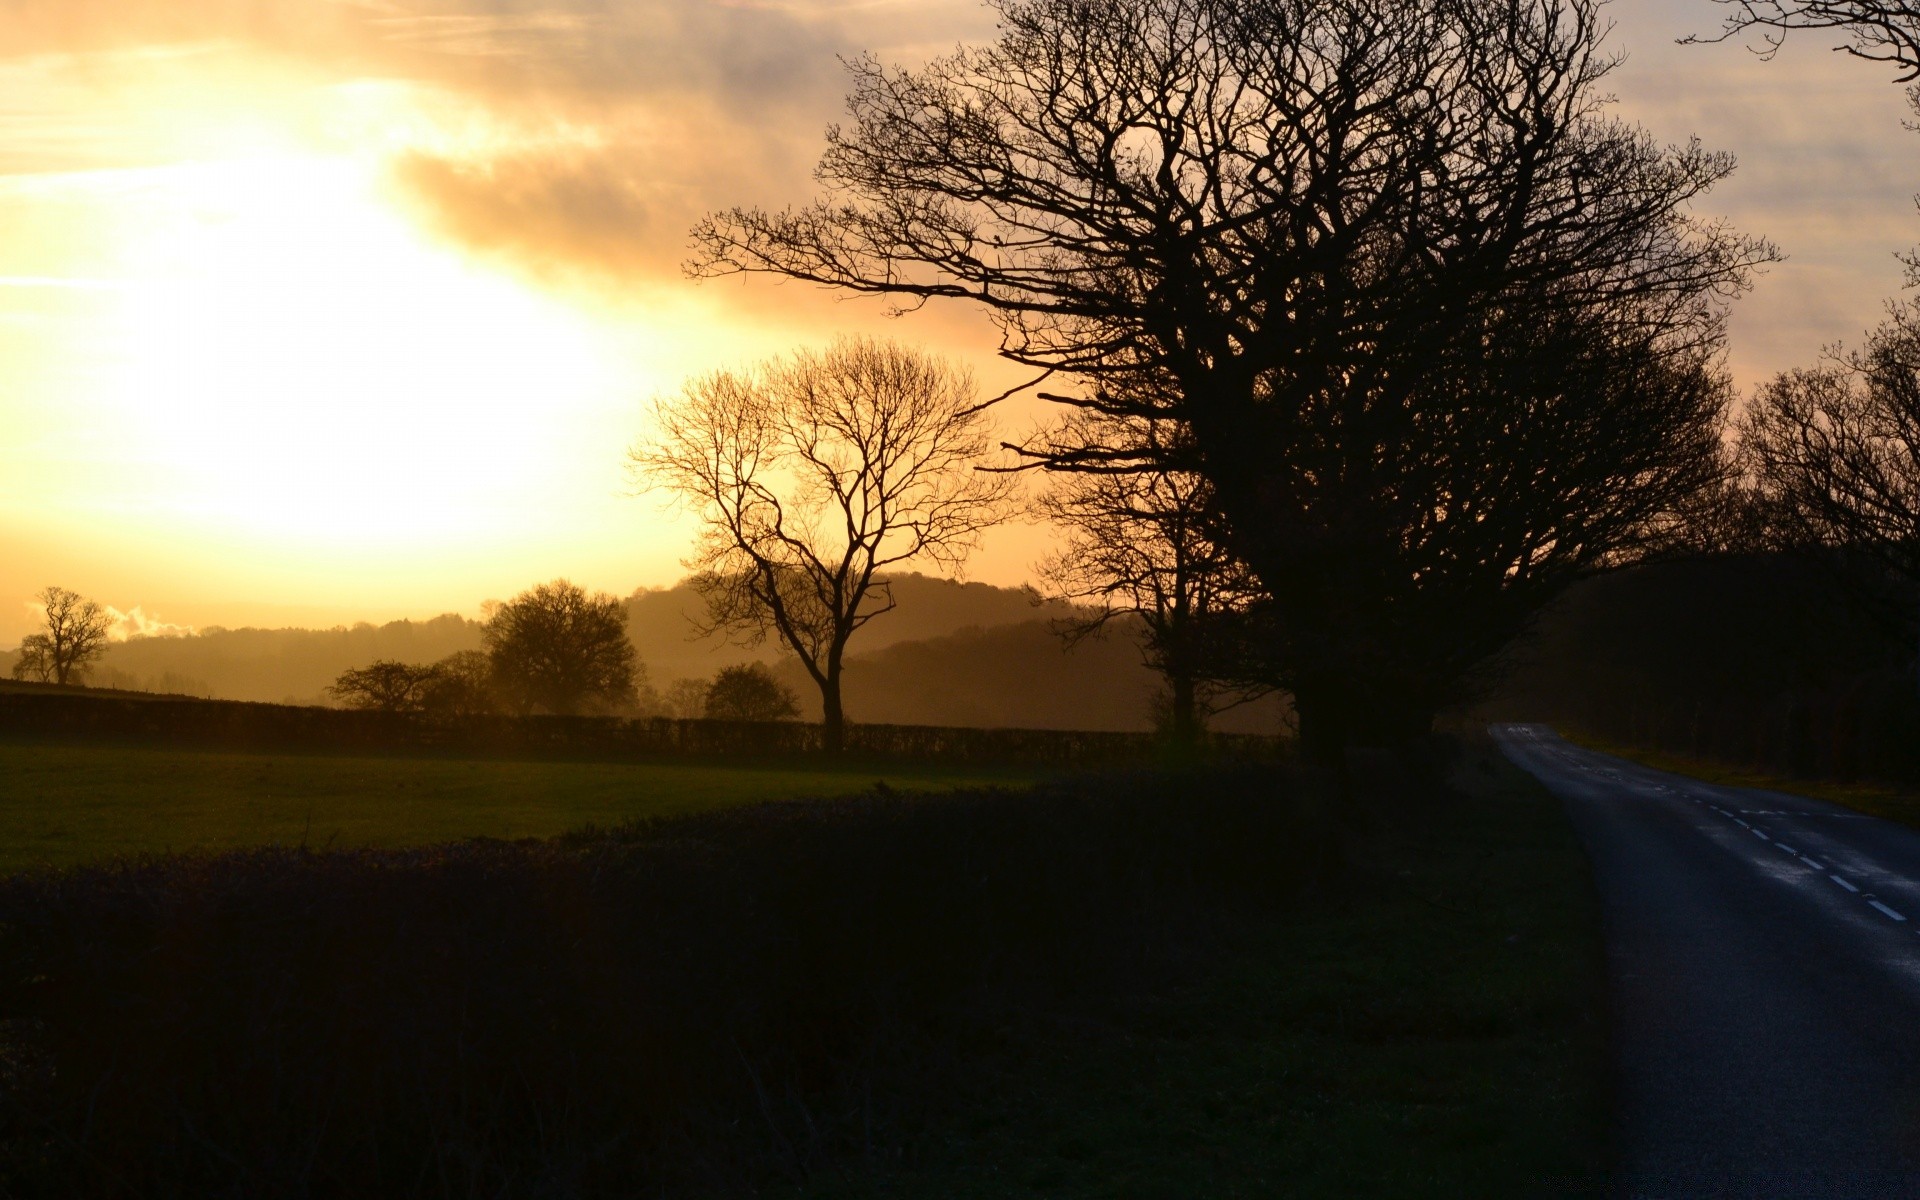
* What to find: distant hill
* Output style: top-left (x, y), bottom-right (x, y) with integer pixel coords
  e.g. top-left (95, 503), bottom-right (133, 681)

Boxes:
top-left (624, 573), bottom-right (1075, 686)
top-left (774, 617), bottom-right (1290, 735)
top-left (0, 574), bottom-right (1290, 733)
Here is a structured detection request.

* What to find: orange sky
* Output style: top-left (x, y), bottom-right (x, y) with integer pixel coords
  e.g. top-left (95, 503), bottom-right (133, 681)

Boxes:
top-left (3, 0), bottom-right (1918, 645)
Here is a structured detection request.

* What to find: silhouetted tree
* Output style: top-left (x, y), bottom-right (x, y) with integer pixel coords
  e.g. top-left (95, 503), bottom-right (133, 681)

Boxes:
top-left (11, 587), bottom-right (112, 686)
top-left (691, 0), bottom-right (1770, 758)
top-left (328, 660), bottom-right (440, 713)
top-left (1701, 0), bottom-right (1920, 76)
top-left (420, 650), bottom-right (500, 717)
top-left (1036, 413), bottom-right (1264, 744)
top-left (633, 337), bottom-right (1015, 752)
top-left (704, 663), bottom-right (802, 722)
top-left (483, 580), bottom-right (641, 716)
top-left (1741, 303), bottom-right (1920, 683)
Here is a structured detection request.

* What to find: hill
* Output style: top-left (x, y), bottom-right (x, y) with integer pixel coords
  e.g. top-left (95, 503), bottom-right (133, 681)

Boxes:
top-left (1, 575), bottom-right (1298, 733)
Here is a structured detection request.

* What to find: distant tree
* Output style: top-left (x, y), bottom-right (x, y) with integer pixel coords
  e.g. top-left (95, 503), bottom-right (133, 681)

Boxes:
top-left (633, 336), bottom-right (1015, 751)
top-left (10, 636), bottom-right (54, 684)
top-left (703, 663), bottom-right (801, 722)
top-left (1742, 304), bottom-right (1920, 579)
top-left (1035, 413), bottom-right (1265, 745)
top-left (483, 580), bottom-right (641, 716)
top-left (419, 650), bottom-right (499, 718)
top-left (662, 677), bottom-right (711, 720)
top-left (1740, 303), bottom-right (1920, 686)
top-left (328, 660), bottom-right (441, 713)
top-left (11, 587), bottom-right (112, 686)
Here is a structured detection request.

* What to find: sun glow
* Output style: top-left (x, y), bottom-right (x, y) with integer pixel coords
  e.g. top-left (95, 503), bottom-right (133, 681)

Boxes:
top-left (87, 153), bottom-right (621, 544)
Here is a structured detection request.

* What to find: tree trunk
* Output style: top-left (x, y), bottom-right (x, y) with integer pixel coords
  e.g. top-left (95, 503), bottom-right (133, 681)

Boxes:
top-left (1166, 668), bottom-right (1201, 749)
top-left (1291, 677), bottom-right (1350, 768)
top-left (1293, 675), bottom-right (1436, 766)
top-left (821, 660), bottom-right (846, 755)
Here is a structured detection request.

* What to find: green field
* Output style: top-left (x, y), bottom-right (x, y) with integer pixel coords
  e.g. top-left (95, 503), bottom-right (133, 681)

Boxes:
top-left (0, 740), bottom-right (1041, 875)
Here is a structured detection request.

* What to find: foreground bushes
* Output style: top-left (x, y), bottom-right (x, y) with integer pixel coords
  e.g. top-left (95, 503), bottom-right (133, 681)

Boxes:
top-left (0, 766), bottom-right (1332, 1198)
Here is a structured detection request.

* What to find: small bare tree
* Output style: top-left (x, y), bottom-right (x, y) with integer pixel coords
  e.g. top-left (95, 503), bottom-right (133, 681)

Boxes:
top-left (632, 337), bottom-right (1015, 751)
top-left (1035, 414), bottom-right (1264, 744)
top-left (12, 587), bottom-right (113, 686)
top-left (1741, 303), bottom-right (1920, 688)
top-left (328, 660), bottom-right (441, 713)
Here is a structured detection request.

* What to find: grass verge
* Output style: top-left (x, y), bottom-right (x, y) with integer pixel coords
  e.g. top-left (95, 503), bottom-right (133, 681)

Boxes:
top-left (0, 739), bottom-right (1039, 874)
top-left (1557, 730), bottom-right (1920, 828)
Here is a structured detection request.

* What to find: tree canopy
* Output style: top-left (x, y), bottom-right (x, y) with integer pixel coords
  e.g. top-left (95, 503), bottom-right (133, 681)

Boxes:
top-left (482, 580), bottom-right (641, 716)
top-left (704, 663), bottom-right (802, 722)
top-left (633, 336), bottom-right (1014, 750)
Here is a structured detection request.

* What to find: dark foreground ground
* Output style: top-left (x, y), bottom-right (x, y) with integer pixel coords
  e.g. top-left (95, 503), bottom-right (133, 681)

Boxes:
top-left (0, 738), bottom-right (1605, 1198)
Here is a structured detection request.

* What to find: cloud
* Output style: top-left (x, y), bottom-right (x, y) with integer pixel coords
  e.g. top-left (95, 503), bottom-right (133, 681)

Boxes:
top-left (0, 0), bottom-right (875, 283)
top-left (105, 604), bottom-right (194, 640)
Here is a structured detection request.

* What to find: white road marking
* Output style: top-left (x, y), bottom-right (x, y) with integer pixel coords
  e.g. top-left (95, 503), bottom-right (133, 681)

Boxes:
top-left (1775, 843), bottom-right (1799, 855)
top-left (1734, 819), bottom-right (1751, 829)
top-left (1800, 856), bottom-right (1824, 869)
top-left (1751, 828), bottom-right (1770, 841)
top-left (1869, 900), bottom-right (1908, 922)
top-left (1831, 875), bottom-right (1861, 893)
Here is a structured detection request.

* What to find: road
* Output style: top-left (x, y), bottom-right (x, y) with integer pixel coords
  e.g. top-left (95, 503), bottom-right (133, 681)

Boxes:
top-left (1494, 724), bottom-right (1920, 1199)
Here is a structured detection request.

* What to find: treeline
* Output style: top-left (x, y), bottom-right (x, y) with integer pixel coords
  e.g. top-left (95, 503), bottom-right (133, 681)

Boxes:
top-left (3, 574), bottom-right (1286, 735)
top-left (1493, 556), bottom-right (1920, 784)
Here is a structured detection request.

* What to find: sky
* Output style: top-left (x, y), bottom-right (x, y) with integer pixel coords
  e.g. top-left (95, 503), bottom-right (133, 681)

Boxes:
top-left (2, 0), bottom-right (1917, 645)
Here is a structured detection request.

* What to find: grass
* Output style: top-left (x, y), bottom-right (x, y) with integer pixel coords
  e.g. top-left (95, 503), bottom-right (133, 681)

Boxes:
top-left (1557, 729), bottom-right (1920, 828)
top-left (0, 738), bottom-right (1040, 875)
top-left (803, 737), bottom-right (1611, 1198)
top-left (0, 739), bottom-right (1608, 1196)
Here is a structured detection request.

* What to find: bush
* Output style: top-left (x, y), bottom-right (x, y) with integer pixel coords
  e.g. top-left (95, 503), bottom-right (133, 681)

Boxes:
top-left (703, 662), bottom-right (800, 722)
top-left (0, 767), bottom-right (1331, 1197)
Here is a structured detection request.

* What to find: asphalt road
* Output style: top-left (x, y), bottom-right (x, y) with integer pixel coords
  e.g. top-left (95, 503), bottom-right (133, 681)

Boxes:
top-left (1495, 724), bottom-right (1920, 1199)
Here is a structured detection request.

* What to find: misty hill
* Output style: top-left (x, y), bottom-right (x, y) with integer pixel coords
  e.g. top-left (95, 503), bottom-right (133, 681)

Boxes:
top-left (777, 617), bottom-right (1289, 735)
top-left (625, 573), bottom-right (1074, 685)
top-left (1, 574), bottom-right (1280, 732)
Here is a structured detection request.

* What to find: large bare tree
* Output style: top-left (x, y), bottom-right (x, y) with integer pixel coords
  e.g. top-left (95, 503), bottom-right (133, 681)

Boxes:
top-left (632, 337), bottom-right (1014, 751)
top-left (691, 0), bottom-right (1769, 757)
top-left (11, 586), bottom-right (113, 687)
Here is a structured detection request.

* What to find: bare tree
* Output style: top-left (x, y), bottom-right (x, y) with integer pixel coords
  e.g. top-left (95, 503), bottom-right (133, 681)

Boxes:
top-left (420, 650), bottom-right (501, 718)
top-left (1743, 304), bottom-right (1920, 576)
top-left (483, 580), bottom-right (641, 716)
top-left (329, 660), bottom-right (441, 713)
top-left (1699, 0), bottom-right (1920, 78)
top-left (1741, 303), bottom-right (1920, 684)
top-left (1035, 414), bottom-right (1263, 744)
top-left (11, 587), bottom-right (112, 686)
top-left (691, 0), bottom-right (1769, 757)
top-left (632, 336), bottom-right (1015, 751)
